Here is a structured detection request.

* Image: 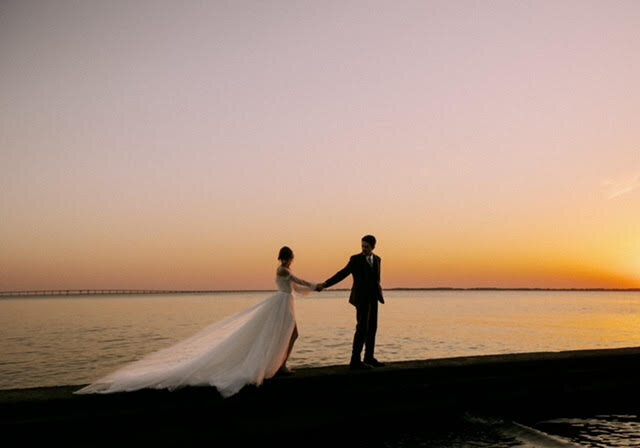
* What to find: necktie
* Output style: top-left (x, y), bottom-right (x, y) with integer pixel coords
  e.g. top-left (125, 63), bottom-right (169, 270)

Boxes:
top-left (367, 256), bottom-right (373, 267)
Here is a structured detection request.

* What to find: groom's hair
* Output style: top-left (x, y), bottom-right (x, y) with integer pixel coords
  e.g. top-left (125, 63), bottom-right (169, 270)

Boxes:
top-left (362, 235), bottom-right (376, 248)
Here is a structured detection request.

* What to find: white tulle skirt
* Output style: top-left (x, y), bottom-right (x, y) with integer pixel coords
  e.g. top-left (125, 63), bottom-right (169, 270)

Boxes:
top-left (75, 291), bottom-right (296, 398)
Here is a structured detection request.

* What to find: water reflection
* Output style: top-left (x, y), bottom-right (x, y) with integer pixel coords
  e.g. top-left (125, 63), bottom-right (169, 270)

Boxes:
top-left (534, 415), bottom-right (640, 447)
top-left (1, 290), bottom-right (640, 389)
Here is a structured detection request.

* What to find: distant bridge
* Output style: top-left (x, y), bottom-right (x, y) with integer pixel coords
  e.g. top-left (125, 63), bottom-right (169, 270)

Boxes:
top-left (0, 289), bottom-right (194, 298)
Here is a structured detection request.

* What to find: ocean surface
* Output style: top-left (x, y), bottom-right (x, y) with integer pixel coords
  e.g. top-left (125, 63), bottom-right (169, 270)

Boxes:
top-left (2, 289), bottom-right (640, 447)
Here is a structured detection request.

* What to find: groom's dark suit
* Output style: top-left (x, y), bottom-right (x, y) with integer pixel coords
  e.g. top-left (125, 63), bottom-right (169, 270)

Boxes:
top-left (323, 253), bottom-right (384, 364)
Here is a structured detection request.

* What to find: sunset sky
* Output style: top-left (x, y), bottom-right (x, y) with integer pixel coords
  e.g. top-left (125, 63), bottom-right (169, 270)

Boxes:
top-left (1, 1), bottom-right (639, 291)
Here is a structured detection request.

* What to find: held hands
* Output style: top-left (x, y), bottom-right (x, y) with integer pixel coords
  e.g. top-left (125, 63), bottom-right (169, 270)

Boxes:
top-left (315, 282), bottom-right (325, 292)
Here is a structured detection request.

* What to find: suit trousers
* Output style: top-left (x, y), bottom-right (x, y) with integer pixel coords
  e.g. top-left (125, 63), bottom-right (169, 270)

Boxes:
top-left (352, 299), bottom-right (378, 362)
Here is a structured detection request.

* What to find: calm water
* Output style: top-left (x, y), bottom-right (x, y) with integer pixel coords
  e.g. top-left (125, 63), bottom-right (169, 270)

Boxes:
top-left (2, 289), bottom-right (640, 390)
top-left (2, 289), bottom-right (640, 447)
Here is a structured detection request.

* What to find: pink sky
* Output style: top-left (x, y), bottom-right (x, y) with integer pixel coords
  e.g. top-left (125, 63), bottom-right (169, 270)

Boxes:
top-left (1, 1), bottom-right (639, 291)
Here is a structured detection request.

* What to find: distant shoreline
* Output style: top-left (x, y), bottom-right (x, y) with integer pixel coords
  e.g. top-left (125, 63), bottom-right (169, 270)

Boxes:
top-left (1, 287), bottom-right (639, 298)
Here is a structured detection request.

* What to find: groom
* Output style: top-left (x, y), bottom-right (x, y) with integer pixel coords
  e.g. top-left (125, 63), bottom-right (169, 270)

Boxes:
top-left (317, 235), bottom-right (385, 370)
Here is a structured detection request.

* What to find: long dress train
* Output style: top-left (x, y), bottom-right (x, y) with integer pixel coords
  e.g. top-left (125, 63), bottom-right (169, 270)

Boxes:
top-left (75, 270), bottom-right (315, 398)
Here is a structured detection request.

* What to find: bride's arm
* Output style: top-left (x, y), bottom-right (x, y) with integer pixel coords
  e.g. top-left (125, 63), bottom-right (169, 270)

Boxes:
top-left (289, 273), bottom-right (316, 291)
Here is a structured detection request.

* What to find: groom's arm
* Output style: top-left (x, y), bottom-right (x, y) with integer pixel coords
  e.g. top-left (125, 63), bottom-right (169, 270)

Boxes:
top-left (322, 257), bottom-right (355, 289)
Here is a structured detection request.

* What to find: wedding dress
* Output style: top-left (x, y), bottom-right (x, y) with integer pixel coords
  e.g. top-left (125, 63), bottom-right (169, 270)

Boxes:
top-left (75, 270), bottom-right (315, 398)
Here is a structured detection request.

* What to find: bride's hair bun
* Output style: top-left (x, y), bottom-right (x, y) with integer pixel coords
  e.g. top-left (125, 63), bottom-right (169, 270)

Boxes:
top-left (278, 246), bottom-right (294, 261)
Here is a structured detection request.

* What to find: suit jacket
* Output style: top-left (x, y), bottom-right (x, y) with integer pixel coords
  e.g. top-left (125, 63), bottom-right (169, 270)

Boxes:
top-left (324, 253), bottom-right (384, 306)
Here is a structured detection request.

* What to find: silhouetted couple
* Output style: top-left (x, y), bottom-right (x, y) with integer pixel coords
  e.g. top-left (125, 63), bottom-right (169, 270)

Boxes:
top-left (76, 235), bottom-right (384, 398)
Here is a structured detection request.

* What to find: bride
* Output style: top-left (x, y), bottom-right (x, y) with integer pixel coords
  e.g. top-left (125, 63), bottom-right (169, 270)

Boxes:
top-left (75, 246), bottom-right (317, 398)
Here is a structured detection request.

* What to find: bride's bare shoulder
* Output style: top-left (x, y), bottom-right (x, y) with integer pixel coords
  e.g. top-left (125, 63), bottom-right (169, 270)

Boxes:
top-left (276, 266), bottom-right (290, 277)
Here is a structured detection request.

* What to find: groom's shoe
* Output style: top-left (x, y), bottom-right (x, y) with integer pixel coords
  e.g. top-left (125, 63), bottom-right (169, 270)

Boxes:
top-left (349, 360), bottom-right (373, 371)
top-left (363, 357), bottom-right (385, 368)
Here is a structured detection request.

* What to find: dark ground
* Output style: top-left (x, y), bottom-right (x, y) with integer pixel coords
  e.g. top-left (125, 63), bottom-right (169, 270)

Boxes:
top-left (2, 347), bottom-right (640, 447)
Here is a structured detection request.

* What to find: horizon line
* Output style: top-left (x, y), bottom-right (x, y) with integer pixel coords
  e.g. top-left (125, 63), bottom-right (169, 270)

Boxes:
top-left (1, 286), bottom-right (639, 298)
